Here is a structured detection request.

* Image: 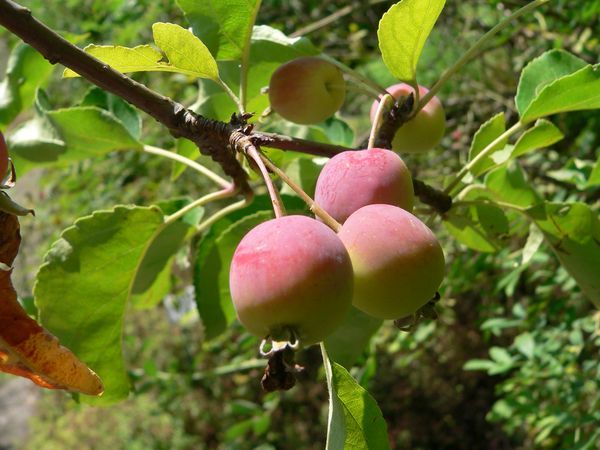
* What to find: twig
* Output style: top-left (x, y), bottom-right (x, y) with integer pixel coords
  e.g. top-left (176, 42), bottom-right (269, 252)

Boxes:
top-left (0, 0), bottom-right (250, 193)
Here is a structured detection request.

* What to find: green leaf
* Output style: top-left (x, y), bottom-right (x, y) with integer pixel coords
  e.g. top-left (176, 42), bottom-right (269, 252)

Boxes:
top-left (194, 211), bottom-right (273, 340)
top-left (176, 0), bottom-right (261, 61)
top-left (526, 202), bottom-right (600, 308)
top-left (468, 112), bottom-right (506, 176)
top-left (520, 63), bottom-right (600, 124)
top-left (131, 198), bottom-right (204, 309)
top-left (522, 222), bottom-right (544, 265)
top-left (280, 158), bottom-right (323, 199)
top-left (63, 45), bottom-right (164, 78)
top-left (152, 22), bottom-right (219, 80)
top-left (378, 0), bottom-right (446, 83)
top-left (463, 359), bottom-right (496, 372)
top-left (510, 119), bottom-right (563, 159)
top-left (64, 24), bottom-right (219, 80)
top-left (443, 202), bottom-right (509, 253)
top-left (514, 333), bottom-right (535, 359)
top-left (35, 206), bottom-right (165, 404)
top-left (484, 162), bottom-right (543, 209)
top-left (325, 307), bottom-right (382, 368)
top-left (0, 43), bottom-right (53, 126)
top-left (327, 362), bottom-right (390, 450)
top-left (47, 106), bottom-right (142, 156)
top-left (7, 115), bottom-right (66, 174)
top-left (515, 49), bottom-right (587, 116)
top-left (80, 87), bottom-right (142, 140)
top-left (587, 157), bottom-right (600, 188)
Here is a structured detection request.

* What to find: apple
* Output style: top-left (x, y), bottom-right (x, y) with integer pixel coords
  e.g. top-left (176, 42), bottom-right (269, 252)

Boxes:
top-left (314, 148), bottom-right (414, 223)
top-left (229, 215), bottom-right (353, 346)
top-left (269, 57), bottom-right (346, 124)
top-left (370, 83), bottom-right (445, 153)
top-left (338, 204), bottom-right (445, 319)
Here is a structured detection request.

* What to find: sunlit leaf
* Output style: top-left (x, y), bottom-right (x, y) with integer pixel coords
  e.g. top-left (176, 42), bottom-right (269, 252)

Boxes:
top-left (0, 212), bottom-right (102, 395)
top-left (520, 64), bottom-right (600, 124)
top-left (527, 202), bottom-right (600, 308)
top-left (515, 49), bottom-right (587, 116)
top-left (152, 22), bottom-right (219, 80)
top-left (510, 119), bottom-right (563, 159)
top-left (468, 112), bottom-right (506, 176)
top-left (64, 23), bottom-right (219, 80)
top-left (176, 0), bottom-right (261, 61)
top-left (326, 361), bottom-right (390, 449)
top-left (35, 206), bottom-right (165, 404)
top-left (378, 0), bottom-right (446, 83)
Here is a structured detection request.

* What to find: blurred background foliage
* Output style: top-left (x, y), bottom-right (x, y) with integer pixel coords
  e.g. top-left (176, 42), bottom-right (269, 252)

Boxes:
top-left (0, 0), bottom-right (599, 449)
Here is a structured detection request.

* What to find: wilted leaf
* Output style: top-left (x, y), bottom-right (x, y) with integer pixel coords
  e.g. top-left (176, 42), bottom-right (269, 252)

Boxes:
top-left (0, 212), bottom-right (103, 395)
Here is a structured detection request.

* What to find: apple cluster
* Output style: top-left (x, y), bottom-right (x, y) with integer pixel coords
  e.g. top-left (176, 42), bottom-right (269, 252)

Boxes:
top-left (228, 59), bottom-right (447, 347)
top-left (229, 148), bottom-right (445, 346)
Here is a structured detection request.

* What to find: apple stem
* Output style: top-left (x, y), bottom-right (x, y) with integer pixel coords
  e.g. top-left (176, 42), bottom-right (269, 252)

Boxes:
top-left (257, 152), bottom-right (342, 233)
top-left (246, 146), bottom-right (286, 218)
top-left (164, 186), bottom-right (237, 225)
top-left (368, 93), bottom-right (395, 149)
top-left (142, 145), bottom-right (232, 189)
top-left (444, 121), bottom-right (525, 196)
top-left (195, 193), bottom-right (253, 236)
top-left (321, 56), bottom-right (386, 98)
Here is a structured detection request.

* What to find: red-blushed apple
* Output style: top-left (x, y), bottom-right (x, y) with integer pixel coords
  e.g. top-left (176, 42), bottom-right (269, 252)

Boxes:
top-left (314, 148), bottom-right (414, 223)
top-left (370, 83), bottom-right (445, 153)
top-left (338, 204), bottom-right (445, 319)
top-left (268, 56), bottom-right (346, 124)
top-left (0, 132), bottom-right (8, 179)
top-left (229, 215), bottom-right (353, 346)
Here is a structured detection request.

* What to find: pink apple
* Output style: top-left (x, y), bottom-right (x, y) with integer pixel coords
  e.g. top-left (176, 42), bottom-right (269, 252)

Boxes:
top-left (314, 148), bottom-right (414, 224)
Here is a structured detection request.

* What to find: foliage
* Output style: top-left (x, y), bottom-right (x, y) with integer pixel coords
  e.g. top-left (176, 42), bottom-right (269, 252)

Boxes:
top-left (0, 0), bottom-right (598, 449)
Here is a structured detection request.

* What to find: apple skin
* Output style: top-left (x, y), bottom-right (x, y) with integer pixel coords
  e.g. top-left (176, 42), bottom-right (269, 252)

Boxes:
top-left (370, 83), bottom-right (445, 153)
top-left (229, 215), bottom-right (353, 346)
top-left (0, 132), bottom-right (8, 179)
top-left (269, 56), bottom-right (346, 125)
top-left (314, 148), bottom-right (414, 224)
top-left (338, 204), bottom-right (445, 319)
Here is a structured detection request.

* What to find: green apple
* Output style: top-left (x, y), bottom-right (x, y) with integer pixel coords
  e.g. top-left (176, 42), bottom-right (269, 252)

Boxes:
top-left (371, 83), bottom-right (445, 153)
top-left (269, 57), bottom-right (346, 124)
top-left (338, 204), bottom-right (445, 319)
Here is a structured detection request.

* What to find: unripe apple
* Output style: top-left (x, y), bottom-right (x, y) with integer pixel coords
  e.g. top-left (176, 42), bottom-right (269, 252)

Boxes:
top-left (229, 215), bottom-right (353, 346)
top-left (370, 83), bottom-right (445, 153)
top-left (314, 148), bottom-right (414, 223)
top-left (0, 132), bottom-right (8, 179)
top-left (268, 57), bottom-right (346, 124)
top-left (338, 204), bottom-right (445, 319)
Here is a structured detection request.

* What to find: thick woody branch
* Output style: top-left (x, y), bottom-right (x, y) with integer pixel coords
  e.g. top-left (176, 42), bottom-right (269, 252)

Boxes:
top-left (0, 0), bottom-right (249, 192)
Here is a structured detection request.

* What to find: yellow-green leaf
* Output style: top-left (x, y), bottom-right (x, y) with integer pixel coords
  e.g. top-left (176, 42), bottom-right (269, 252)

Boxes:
top-left (152, 22), bottom-right (219, 80)
top-left (63, 45), bottom-right (165, 78)
top-left (378, 0), bottom-right (446, 83)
